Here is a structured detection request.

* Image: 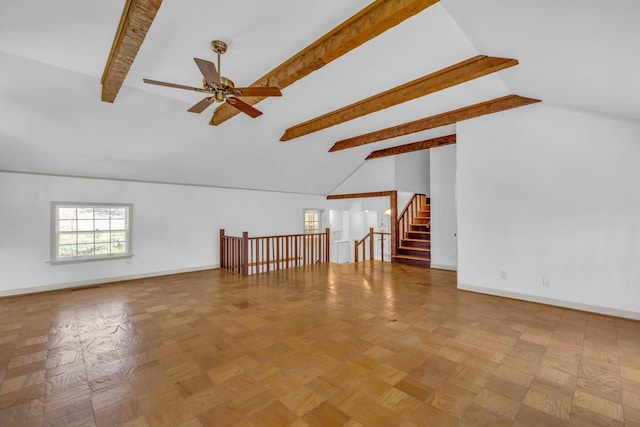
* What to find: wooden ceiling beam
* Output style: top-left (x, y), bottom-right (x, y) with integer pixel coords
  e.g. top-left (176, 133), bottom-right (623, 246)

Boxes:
top-left (326, 191), bottom-right (396, 200)
top-left (281, 56), bottom-right (518, 141)
top-left (366, 134), bottom-right (456, 160)
top-left (330, 95), bottom-right (541, 152)
top-left (210, 0), bottom-right (440, 126)
top-left (101, 0), bottom-right (163, 103)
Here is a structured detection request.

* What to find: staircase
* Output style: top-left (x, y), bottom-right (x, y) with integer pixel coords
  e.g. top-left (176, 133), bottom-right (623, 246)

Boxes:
top-left (392, 195), bottom-right (431, 268)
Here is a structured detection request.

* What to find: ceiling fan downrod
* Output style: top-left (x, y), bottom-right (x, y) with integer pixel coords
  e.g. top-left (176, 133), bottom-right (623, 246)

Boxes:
top-left (211, 40), bottom-right (227, 85)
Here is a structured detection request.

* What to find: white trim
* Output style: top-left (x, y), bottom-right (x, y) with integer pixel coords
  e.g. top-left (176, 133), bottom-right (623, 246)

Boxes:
top-left (458, 282), bottom-right (640, 321)
top-left (430, 264), bottom-right (457, 271)
top-left (0, 265), bottom-right (219, 298)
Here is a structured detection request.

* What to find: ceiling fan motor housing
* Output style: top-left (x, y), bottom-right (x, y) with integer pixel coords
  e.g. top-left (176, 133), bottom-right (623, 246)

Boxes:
top-left (210, 40), bottom-right (227, 55)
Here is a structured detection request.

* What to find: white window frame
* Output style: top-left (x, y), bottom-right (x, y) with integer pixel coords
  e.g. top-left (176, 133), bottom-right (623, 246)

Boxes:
top-left (51, 202), bottom-right (133, 264)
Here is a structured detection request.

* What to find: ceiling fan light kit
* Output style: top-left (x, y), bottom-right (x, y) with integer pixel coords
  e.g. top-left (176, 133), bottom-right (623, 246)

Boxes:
top-left (143, 40), bottom-right (281, 119)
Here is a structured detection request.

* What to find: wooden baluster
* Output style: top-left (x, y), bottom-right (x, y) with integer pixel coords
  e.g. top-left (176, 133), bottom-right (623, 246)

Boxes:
top-left (285, 235), bottom-right (290, 268)
top-left (303, 235), bottom-right (307, 265)
top-left (380, 233), bottom-right (384, 262)
top-left (235, 239), bottom-right (240, 274)
top-left (261, 238), bottom-right (265, 274)
top-left (229, 239), bottom-right (237, 273)
top-left (314, 234), bottom-right (318, 263)
top-left (264, 237), bottom-right (268, 273)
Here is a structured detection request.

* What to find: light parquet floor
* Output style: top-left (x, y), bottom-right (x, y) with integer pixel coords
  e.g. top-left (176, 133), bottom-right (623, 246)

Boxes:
top-left (1, 262), bottom-right (640, 426)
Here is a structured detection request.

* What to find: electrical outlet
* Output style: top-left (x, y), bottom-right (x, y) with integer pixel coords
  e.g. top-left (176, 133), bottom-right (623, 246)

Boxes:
top-left (500, 270), bottom-right (507, 280)
top-left (542, 277), bottom-right (551, 288)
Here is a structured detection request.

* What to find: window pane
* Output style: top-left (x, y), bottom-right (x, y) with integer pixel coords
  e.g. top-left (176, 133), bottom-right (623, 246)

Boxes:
top-left (59, 233), bottom-right (76, 245)
top-left (111, 208), bottom-right (125, 219)
top-left (95, 219), bottom-right (110, 230)
top-left (111, 242), bottom-right (126, 254)
top-left (95, 244), bottom-right (110, 255)
top-left (95, 208), bottom-right (110, 219)
top-left (59, 208), bottom-right (77, 220)
top-left (111, 219), bottom-right (126, 230)
top-left (59, 220), bottom-right (76, 232)
top-left (77, 208), bottom-right (94, 220)
top-left (77, 220), bottom-right (94, 231)
top-left (77, 244), bottom-right (95, 256)
top-left (95, 232), bottom-right (111, 243)
top-left (112, 232), bottom-right (126, 252)
top-left (77, 233), bottom-right (95, 244)
top-left (58, 245), bottom-right (76, 257)
top-left (112, 231), bottom-right (125, 243)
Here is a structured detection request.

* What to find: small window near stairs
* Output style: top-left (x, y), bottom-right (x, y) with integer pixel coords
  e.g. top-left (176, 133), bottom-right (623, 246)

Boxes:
top-left (303, 209), bottom-right (323, 234)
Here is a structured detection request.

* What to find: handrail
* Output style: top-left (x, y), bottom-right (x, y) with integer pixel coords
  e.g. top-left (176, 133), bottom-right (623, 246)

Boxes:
top-left (220, 228), bottom-right (330, 275)
top-left (354, 227), bottom-right (392, 263)
top-left (398, 193), bottom-right (428, 244)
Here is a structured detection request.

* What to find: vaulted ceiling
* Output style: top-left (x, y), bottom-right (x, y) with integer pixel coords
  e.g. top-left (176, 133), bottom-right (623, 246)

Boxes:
top-left (1, 1), bottom-right (638, 195)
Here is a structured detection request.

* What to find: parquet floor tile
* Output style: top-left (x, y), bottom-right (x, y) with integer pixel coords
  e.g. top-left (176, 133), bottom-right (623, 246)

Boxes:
top-left (1, 262), bottom-right (640, 425)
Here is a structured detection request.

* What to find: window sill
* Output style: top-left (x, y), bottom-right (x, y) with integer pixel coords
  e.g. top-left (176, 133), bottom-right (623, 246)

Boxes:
top-left (50, 254), bottom-right (134, 265)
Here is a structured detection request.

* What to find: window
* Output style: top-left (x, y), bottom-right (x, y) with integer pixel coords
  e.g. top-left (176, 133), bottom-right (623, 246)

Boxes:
top-left (303, 209), bottom-right (323, 234)
top-left (51, 202), bottom-right (132, 264)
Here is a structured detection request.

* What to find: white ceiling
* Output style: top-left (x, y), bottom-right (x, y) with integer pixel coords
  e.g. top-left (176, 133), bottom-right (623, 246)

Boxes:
top-left (1, 0), bottom-right (638, 194)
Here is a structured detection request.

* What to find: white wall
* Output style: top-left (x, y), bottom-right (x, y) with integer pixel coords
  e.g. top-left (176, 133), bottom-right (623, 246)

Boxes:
top-left (330, 151), bottom-right (430, 197)
top-left (395, 150), bottom-right (430, 195)
top-left (0, 172), bottom-right (328, 296)
top-left (430, 144), bottom-right (457, 270)
top-left (330, 158), bottom-right (394, 195)
top-left (457, 104), bottom-right (640, 319)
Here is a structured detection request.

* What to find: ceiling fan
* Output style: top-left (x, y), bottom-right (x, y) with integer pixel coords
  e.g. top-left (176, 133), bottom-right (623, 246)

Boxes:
top-left (143, 40), bottom-right (281, 118)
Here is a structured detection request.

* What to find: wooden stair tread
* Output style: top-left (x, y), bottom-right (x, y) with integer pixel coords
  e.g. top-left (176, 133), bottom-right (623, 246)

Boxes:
top-left (403, 238), bottom-right (431, 243)
top-left (398, 246), bottom-right (430, 252)
top-left (392, 254), bottom-right (431, 262)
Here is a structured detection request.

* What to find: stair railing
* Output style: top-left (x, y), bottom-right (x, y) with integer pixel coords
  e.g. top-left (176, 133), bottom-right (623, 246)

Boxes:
top-left (397, 193), bottom-right (428, 243)
top-left (220, 228), bottom-right (330, 275)
top-left (354, 227), bottom-right (392, 263)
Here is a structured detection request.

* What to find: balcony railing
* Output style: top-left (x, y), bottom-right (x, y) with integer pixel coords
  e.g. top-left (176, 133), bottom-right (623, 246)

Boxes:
top-left (354, 227), bottom-right (391, 263)
top-left (220, 228), bottom-right (330, 275)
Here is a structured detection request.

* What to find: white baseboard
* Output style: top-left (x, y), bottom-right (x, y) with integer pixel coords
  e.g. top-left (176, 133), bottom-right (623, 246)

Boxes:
top-left (458, 282), bottom-right (640, 321)
top-left (0, 264), bottom-right (220, 298)
top-left (430, 264), bottom-right (457, 271)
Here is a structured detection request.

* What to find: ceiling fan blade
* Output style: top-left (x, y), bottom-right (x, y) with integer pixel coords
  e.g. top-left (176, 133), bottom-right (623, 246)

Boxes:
top-left (143, 78), bottom-right (202, 92)
top-left (187, 97), bottom-right (215, 113)
top-left (194, 58), bottom-right (220, 86)
top-left (226, 97), bottom-right (263, 118)
top-left (231, 87), bottom-right (282, 97)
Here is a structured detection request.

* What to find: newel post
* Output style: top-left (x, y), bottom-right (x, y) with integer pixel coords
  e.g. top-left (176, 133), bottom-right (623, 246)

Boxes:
top-left (390, 191), bottom-right (398, 258)
top-left (369, 227), bottom-right (374, 260)
top-left (325, 227), bottom-right (330, 263)
top-left (242, 231), bottom-right (249, 276)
